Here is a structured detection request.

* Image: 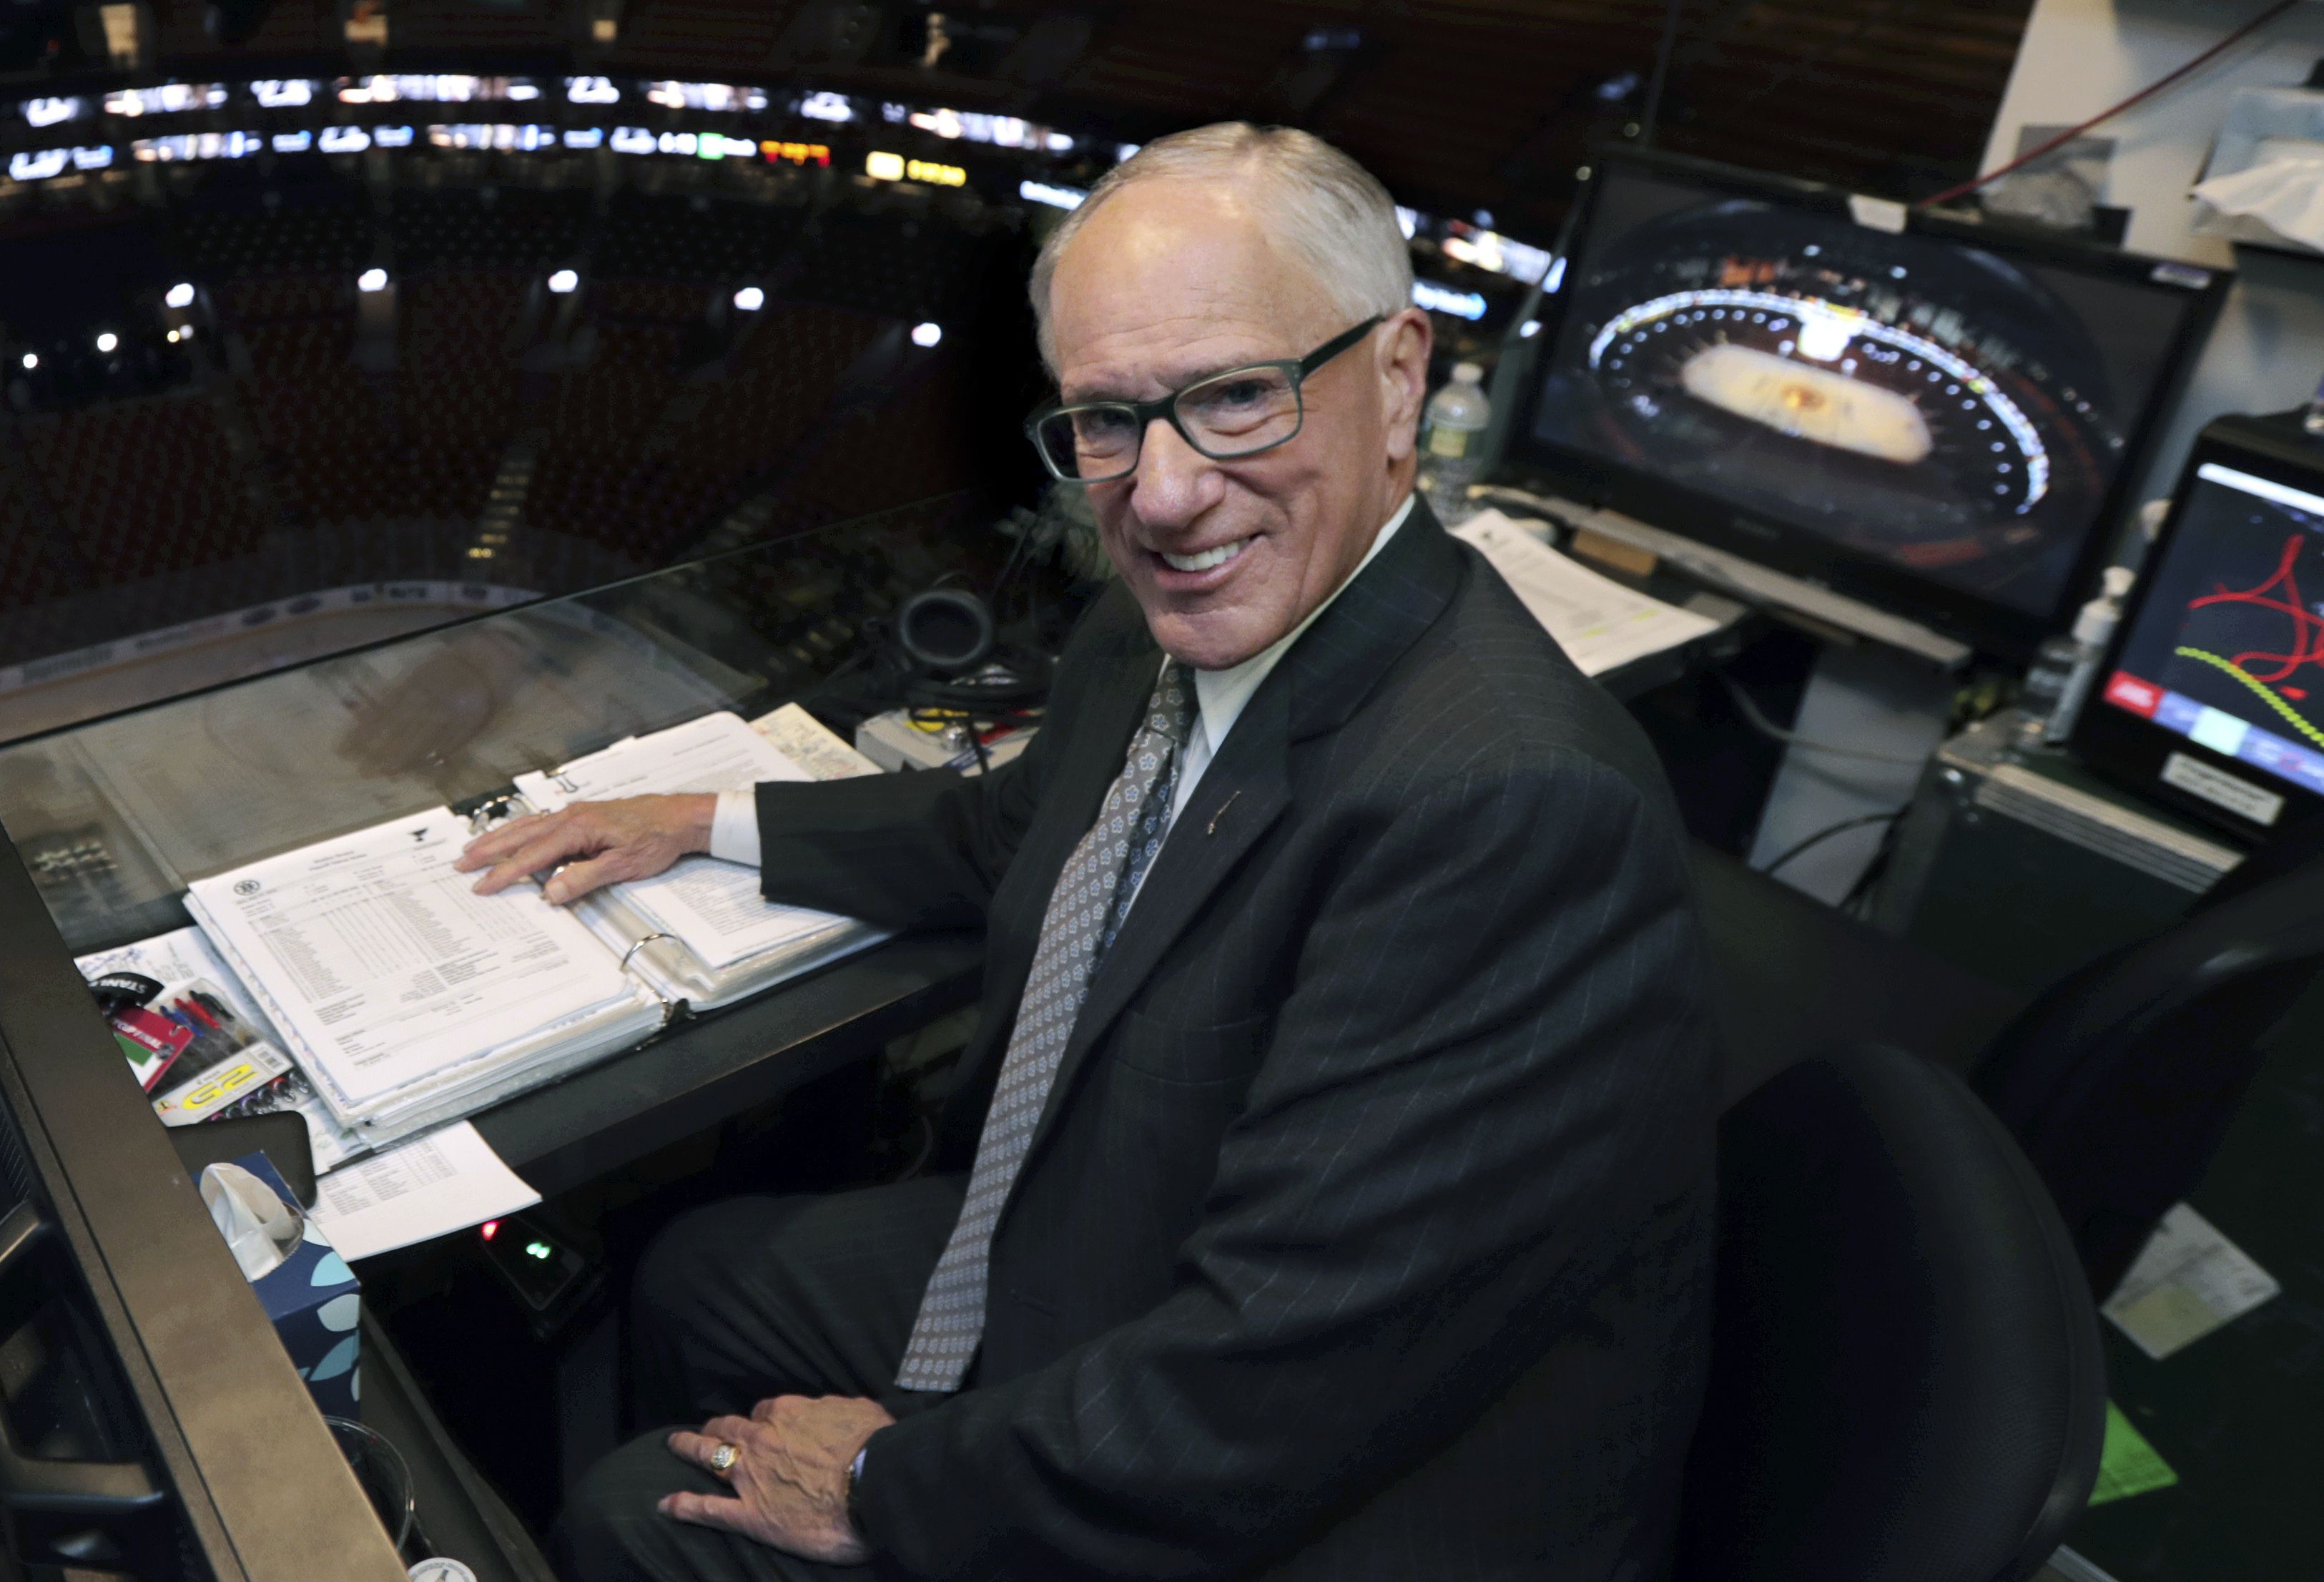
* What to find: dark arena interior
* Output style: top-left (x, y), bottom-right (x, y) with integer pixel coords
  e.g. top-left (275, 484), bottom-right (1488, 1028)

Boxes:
top-left (6, 5), bottom-right (2324, 1582)
top-left (0, 0), bottom-right (2024, 726)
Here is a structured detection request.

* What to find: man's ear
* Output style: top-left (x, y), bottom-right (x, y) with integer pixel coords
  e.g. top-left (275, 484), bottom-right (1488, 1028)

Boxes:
top-left (1377, 307), bottom-right (1434, 463)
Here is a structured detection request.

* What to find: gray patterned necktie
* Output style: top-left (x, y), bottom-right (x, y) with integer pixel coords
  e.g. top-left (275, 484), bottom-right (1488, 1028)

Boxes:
top-left (895, 659), bottom-right (1198, 1392)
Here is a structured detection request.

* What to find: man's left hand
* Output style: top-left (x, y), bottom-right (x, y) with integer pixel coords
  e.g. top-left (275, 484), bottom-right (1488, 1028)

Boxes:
top-left (663, 1395), bottom-right (894, 1563)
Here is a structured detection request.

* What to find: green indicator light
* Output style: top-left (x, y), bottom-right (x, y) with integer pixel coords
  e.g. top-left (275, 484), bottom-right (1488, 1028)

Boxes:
top-left (526, 1241), bottom-right (553, 1260)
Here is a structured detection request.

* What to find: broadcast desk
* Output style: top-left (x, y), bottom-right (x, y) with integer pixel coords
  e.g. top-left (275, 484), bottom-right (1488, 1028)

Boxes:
top-left (0, 493), bottom-right (1754, 1580)
top-left (0, 498), bottom-right (1024, 1579)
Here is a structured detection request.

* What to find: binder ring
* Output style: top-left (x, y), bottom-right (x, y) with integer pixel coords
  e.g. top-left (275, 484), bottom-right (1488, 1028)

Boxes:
top-left (620, 932), bottom-right (674, 972)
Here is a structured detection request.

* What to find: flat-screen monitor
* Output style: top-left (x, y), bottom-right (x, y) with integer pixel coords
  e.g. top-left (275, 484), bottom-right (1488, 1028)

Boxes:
top-left (1513, 152), bottom-right (2226, 659)
top-left (2074, 413), bottom-right (2324, 841)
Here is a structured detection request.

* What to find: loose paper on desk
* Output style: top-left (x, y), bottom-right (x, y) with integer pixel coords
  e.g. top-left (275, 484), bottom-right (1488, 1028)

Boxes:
top-left (2102, 1202), bottom-right (2280, 1361)
top-left (751, 702), bottom-right (882, 781)
top-left (514, 712), bottom-right (852, 973)
top-left (1452, 510), bottom-right (1719, 677)
top-left (309, 1120), bottom-right (540, 1261)
top-left (187, 807), bottom-right (646, 1114)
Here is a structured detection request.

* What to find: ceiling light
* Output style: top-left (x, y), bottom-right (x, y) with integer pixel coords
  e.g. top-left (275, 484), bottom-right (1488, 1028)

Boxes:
top-left (165, 281), bottom-right (195, 308)
top-left (19, 353), bottom-right (34, 370)
top-left (733, 286), bottom-right (764, 312)
top-left (95, 332), bottom-right (118, 353)
top-left (548, 268), bottom-right (578, 294)
top-left (910, 321), bottom-right (942, 348)
top-left (358, 267), bottom-right (388, 293)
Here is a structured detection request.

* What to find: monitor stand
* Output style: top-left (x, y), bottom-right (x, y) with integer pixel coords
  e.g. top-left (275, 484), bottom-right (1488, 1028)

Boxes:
top-left (1488, 488), bottom-right (1974, 670)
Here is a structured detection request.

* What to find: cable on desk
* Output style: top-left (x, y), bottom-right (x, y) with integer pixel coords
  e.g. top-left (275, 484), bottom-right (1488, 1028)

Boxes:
top-left (1836, 810), bottom-right (1911, 919)
top-left (1760, 808), bottom-right (1908, 880)
top-left (1716, 671), bottom-right (1934, 768)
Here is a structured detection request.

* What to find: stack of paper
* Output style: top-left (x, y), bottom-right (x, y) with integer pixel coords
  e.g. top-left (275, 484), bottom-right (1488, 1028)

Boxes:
top-left (186, 807), bottom-right (666, 1144)
top-left (513, 712), bottom-right (884, 1006)
top-left (81, 705), bottom-right (890, 1257)
top-left (174, 711), bottom-right (885, 1147)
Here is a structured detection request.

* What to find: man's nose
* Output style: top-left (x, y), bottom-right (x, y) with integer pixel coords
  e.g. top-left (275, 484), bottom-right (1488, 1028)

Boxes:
top-left (1129, 417), bottom-right (1218, 526)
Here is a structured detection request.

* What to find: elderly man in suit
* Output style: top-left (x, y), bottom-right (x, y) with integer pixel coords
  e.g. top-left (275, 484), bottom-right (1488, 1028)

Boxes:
top-left (461, 121), bottom-right (1718, 1582)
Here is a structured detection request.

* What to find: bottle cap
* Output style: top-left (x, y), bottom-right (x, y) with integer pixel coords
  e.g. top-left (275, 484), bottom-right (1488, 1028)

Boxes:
top-left (409, 1561), bottom-right (478, 1582)
top-left (1452, 361), bottom-right (1483, 383)
top-left (2072, 566), bottom-right (2137, 644)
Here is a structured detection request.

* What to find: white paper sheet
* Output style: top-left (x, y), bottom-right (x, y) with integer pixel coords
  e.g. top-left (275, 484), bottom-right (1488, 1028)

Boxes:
top-left (750, 702), bottom-right (882, 781)
top-left (516, 712), bottom-right (856, 973)
top-left (1453, 510), bottom-right (1720, 677)
top-left (187, 807), bottom-right (644, 1111)
top-left (308, 1120), bottom-right (541, 1261)
top-left (2102, 1202), bottom-right (2281, 1361)
top-left (75, 926), bottom-right (372, 1171)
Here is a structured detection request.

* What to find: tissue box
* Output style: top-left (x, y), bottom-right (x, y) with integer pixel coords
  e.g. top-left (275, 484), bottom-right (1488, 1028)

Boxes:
top-left (229, 1150), bottom-right (363, 1417)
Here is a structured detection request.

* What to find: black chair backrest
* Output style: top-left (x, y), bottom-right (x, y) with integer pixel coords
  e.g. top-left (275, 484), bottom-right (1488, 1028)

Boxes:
top-left (1973, 850), bottom-right (2324, 1296)
top-left (1677, 1046), bottom-right (2104, 1582)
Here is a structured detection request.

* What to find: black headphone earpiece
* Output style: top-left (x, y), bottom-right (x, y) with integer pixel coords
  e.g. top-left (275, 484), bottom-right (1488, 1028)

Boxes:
top-left (895, 586), bottom-right (995, 675)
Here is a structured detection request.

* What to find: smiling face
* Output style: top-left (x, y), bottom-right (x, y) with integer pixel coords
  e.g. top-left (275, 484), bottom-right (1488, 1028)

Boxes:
top-left (1045, 177), bottom-right (1430, 670)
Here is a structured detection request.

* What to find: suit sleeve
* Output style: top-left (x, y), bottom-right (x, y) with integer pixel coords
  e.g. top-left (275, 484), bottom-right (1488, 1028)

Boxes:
top-left (749, 718), bottom-right (1055, 932)
top-left (855, 751), bottom-right (1718, 1579)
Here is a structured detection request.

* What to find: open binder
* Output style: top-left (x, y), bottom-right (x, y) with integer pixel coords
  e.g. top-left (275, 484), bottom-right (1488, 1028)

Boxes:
top-left (184, 712), bottom-right (885, 1147)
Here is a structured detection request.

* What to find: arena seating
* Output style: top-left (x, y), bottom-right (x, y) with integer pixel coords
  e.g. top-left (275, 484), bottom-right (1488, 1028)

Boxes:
top-left (393, 269), bottom-right (528, 521)
top-left (16, 395), bottom-right (268, 586)
top-left (0, 159), bottom-right (1020, 679)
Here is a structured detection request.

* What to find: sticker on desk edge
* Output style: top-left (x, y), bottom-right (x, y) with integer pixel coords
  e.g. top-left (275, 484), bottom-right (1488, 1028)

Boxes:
top-left (1848, 193), bottom-right (1909, 233)
top-left (2102, 1202), bottom-right (2280, 1361)
top-left (2161, 751), bottom-right (2283, 827)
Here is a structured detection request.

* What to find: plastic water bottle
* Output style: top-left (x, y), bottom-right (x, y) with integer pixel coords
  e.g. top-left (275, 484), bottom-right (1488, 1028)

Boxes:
top-left (2044, 565), bottom-right (2137, 745)
top-left (2019, 632), bottom-right (2082, 743)
top-left (1420, 362), bottom-right (1490, 524)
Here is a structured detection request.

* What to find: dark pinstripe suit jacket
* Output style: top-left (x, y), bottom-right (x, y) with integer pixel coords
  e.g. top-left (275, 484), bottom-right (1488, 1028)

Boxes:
top-left (752, 500), bottom-right (1718, 1582)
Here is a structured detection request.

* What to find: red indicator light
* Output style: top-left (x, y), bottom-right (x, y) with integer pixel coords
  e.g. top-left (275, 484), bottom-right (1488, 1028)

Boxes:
top-left (481, 1219), bottom-right (500, 1241)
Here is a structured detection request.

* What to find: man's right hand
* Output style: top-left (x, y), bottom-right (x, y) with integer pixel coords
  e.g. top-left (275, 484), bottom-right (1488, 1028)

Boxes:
top-left (456, 793), bottom-right (719, 905)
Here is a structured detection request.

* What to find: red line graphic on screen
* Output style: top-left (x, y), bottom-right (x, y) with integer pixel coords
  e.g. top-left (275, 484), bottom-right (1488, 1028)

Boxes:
top-left (2187, 536), bottom-right (2324, 692)
top-left (2171, 532), bottom-right (2324, 750)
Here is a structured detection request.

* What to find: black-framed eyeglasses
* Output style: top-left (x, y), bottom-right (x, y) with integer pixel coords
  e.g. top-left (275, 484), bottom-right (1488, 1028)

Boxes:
top-left (1025, 315), bottom-right (1384, 483)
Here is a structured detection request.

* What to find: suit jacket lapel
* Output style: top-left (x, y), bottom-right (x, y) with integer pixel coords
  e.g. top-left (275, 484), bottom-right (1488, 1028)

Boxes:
top-left (1036, 683), bottom-right (1294, 1137)
top-left (1019, 500), bottom-right (1470, 1164)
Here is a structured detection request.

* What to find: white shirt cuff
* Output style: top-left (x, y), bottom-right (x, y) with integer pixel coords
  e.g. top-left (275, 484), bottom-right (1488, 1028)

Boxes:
top-left (709, 789), bottom-right (762, 866)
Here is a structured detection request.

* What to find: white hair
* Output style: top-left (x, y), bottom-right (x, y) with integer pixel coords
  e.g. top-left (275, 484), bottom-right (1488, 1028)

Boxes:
top-left (1030, 122), bottom-right (1412, 370)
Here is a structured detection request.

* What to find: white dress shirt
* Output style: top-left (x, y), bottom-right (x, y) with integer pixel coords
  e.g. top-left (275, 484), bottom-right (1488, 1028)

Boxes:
top-left (709, 493), bottom-right (1414, 869)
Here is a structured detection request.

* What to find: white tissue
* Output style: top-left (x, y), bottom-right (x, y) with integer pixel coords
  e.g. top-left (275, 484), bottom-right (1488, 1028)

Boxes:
top-left (2191, 156), bottom-right (2324, 252)
top-left (200, 1162), bottom-right (307, 1282)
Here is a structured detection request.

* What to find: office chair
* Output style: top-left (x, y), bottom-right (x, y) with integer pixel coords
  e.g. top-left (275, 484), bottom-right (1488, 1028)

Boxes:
top-left (1971, 842), bottom-right (2324, 1297)
top-left (1674, 1044), bottom-right (2104, 1582)
top-left (1689, 833), bottom-right (2324, 1300)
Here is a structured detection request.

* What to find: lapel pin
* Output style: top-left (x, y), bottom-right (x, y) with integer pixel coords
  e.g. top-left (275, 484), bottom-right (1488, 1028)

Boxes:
top-left (1207, 790), bottom-right (1242, 835)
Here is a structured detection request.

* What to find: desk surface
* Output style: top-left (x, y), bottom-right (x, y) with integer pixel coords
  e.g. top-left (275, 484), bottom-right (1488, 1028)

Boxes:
top-left (0, 492), bottom-right (1760, 1581)
top-left (477, 930), bottom-right (981, 1197)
